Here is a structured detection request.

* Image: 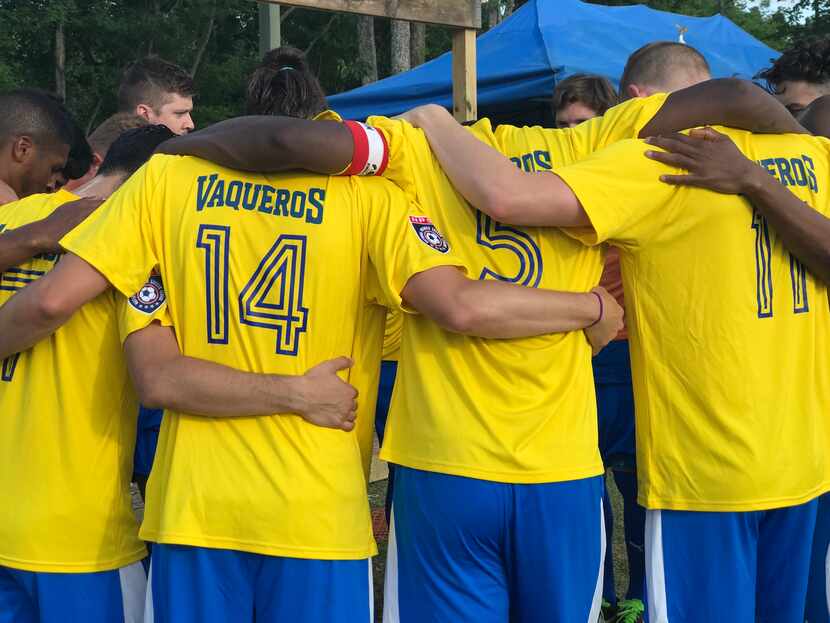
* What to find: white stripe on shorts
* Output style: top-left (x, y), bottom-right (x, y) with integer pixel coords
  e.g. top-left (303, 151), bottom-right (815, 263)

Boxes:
top-left (368, 557), bottom-right (375, 623)
top-left (383, 507), bottom-right (400, 623)
top-left (143, 563), bottom-right (154, 623)
top-left (825, 541), bottom-right (829, 616)
top-left (587, 496), bottom-right (607, 623)
top-left (645, 510), bottom-right (669, 623)
top-left (118, 560), bottom-right (147, 623)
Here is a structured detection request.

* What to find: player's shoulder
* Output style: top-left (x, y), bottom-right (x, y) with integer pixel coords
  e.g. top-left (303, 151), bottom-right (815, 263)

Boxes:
top-left (0, 189), bottom-right (77, 227)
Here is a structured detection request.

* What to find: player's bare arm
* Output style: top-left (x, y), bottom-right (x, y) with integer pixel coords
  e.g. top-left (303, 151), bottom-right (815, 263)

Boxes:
top-left (404, 104), bottom-right (590, 227)
top-left (0, 253), bottom-right (108, 359)
top-left (0, 197), bottom-right (102, 273)
top-left (645, 128), bottom-right (830, 284)
top-left (639, 77), bottom-right (807, 138)
top-left (157, 117), bottom-right (352, 174)
top-left (125, 323), bottom-right (359, 431)
top-left (401, 265), bottom-right (623, 352)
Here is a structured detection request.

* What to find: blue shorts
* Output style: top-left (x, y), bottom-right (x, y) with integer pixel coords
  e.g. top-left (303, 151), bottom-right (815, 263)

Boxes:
top-left (133, 406), bottom-right (163, 478)
top-left (0, 560), bottom-right (146, 623)
top-left (374, 360), bottom-right (398, 445)
top-left (645, 500), bottom-right (819, 623)
top-left (806, 493), bottom-right (830, 623)
top-left (145, 544), bottom-right (372, 623)
top-left (385, 467), bottom-right (605, 623)
top-left (592, 340), bottom-right (635, 469)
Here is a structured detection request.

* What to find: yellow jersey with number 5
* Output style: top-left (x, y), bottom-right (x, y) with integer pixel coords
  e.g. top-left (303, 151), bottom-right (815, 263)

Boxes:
top-left (61, 154), bottom-right (463, 559)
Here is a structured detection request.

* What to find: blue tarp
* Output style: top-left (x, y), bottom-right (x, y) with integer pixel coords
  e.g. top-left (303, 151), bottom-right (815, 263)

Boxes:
top-left (329, 0), bottom-right (779, 120)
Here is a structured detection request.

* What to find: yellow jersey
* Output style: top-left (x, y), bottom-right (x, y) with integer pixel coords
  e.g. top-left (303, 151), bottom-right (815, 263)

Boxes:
top-left (61, 155), bottom-right (463, 559)
top-left (556, 131), bottom-right (830, 511)
top-left (0, 189), bottom-right (167, 572)
top-left (369, 117), bottom-right (604, 483)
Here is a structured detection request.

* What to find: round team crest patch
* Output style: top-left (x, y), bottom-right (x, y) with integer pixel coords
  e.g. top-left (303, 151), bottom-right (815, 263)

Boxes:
top-left (129, 275), bottom-right (166, 314)
top-left (409, 216), bottom-right (450, 254)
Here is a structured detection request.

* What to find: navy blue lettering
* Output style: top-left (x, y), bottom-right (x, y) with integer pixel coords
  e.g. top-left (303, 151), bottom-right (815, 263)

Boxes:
top-left (290, 191), bottom-right (306, 218)
top-left (225, 181), bottom-right (243, 209)
top-left (775, 158), bottom-right (795, 186)
top-left (258, 186), bottom-right (275, 214)
top-left (790, 158), bottom-right (808, 187)
top-left (273, 189), bottom-right (291, 216)
top-left (510, 157), bottom-right (522, 170)
top-left (207, 180), bottom-right (225, 208)
top-left (196, 174), bottom-right (218, 211)
top-left (804, 155), bottom-right (818, 192)
top-left (534, 150), bottom-right (552, 171)
top-left (240, 183), bottom-right (260, 210)
top-left (307, 188), bottom-right (325, 224)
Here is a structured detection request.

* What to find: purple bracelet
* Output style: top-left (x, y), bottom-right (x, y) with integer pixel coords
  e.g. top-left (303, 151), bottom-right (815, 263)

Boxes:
top-left (587, 292), bottom-right (603, 327)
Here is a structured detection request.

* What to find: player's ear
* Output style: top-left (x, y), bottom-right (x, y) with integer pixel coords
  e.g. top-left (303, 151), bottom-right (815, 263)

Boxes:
top-left (135, 104), bottom-right (153, 122)
top-left (11, 135), bottom-right (34, 164)
top-left (626, 84), bottom-right (643, 99)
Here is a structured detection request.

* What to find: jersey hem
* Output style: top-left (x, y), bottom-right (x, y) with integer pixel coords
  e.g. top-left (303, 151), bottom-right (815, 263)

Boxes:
top-left (138, 531), bottom-right (378, 560)
top-left (0, 546), bottom-right (147, 574)
top-left (379, 452), bottom-right (604, 484)
top-left (638, 480), bottom-right (830, 512)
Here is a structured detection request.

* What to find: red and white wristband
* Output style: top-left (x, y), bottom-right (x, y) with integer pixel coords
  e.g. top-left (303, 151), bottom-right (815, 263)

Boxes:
top-left (340, 120), bottom-right (390, 176)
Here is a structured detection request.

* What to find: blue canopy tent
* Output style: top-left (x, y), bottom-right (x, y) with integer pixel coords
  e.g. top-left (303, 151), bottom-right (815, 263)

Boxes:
top-left (329, 0), bottom-right (779, 125)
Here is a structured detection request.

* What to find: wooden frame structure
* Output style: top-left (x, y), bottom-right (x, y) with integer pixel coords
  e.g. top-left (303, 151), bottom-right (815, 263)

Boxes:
top-left (259, 1), bottom-right (481, 120)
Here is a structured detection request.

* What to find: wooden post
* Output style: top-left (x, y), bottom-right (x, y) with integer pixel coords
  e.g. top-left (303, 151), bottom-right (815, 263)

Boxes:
top-left (452, 29), bottom-right (477, 122)
top-left (259, 2), bottom-right (281, 57)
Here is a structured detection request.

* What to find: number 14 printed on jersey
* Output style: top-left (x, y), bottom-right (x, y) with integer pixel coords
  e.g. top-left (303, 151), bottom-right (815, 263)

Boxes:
top-left (197, 224), bottom-right (309, 356)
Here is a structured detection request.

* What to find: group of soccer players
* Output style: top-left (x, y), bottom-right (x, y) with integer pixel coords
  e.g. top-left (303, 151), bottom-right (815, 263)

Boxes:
top-left (0, 31), bottom-right (828, 623)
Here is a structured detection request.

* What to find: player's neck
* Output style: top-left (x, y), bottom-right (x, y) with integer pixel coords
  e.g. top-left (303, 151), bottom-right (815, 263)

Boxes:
top-left (73, 173), bottom-right (124, 200)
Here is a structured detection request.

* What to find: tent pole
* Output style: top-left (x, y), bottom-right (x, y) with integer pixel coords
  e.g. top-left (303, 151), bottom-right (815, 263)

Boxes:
top-left (452, 28), bottom-right (477, 122)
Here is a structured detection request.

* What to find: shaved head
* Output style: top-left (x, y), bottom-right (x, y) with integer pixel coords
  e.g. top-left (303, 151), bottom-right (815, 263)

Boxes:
top-left (620, 41), bottom-right (711, 98)
top-left (0, 89), bottom-right (72, 152)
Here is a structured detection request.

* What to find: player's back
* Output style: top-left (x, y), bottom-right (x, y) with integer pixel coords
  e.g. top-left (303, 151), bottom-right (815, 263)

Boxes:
top-left (556, 130), bottom-right (830, 511)
top-left (0, 191), bottom-right (146, 573)
top-left (370, 117), bottom-right (605, 484)
top-left (62, 154), bottom-right (456, 560)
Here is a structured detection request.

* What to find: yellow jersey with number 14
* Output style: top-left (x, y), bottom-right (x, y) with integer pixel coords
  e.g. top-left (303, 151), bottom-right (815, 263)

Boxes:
top-left (61, 154), bottom-right (464, 559)
top-left (556, 131), bottom-right (830, 511)
top-left (0, 189), bottom-right (168, 573)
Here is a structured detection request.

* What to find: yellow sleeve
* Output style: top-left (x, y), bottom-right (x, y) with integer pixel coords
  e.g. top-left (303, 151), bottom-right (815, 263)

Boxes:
top-left (356, 178), bottom-right (467, 311)
top-left (554, 139), bottom-right (679, 248)
top-left (60, 156), bottom-right (169, 299)
top-left (567, 93), bottom-right (670, 159)
top-left (365, 116), bottom-right (420, 199)
top-left (117, 273), bottom-right (173, 343)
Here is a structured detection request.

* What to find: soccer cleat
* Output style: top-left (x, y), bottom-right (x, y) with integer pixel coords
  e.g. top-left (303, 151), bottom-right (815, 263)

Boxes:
top-left (613, 598), bottom-right (645, 623)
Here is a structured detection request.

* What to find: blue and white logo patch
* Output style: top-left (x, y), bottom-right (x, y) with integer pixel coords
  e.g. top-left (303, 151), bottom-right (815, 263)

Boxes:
top-left (409, 216), bottom-right (449, 254)
top-left (129, 275), bottom-right (166, 314)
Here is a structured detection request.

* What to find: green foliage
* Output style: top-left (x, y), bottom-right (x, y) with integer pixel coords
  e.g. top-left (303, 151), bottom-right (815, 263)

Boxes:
top-left (0, 0), bottom-right (820, 130)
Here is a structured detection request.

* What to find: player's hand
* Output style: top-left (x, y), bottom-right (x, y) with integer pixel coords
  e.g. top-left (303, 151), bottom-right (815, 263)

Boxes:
top-left (644, 128), bottom-right (763, 195)
top-left (296, 357), bottom-right (358, 432)
top-left (40, 197), bottom-right (104, 253)
top-left (584, 287), bottom-right (624, 356)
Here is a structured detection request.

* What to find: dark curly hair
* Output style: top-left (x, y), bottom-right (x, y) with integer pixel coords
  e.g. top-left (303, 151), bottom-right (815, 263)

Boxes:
top-left (246, 46), bottom-right (328, 119)
top-left (757, 37), bottom-right (830, 93)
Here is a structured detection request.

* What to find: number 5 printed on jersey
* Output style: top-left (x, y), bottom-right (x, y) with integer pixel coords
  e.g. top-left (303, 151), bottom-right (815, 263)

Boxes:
top-left (197, 224), bottom-right (310, 356)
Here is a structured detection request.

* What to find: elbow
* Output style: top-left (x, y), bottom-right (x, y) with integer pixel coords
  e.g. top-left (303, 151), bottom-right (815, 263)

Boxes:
top-left (433, 289), bottom-right (481, 335)
top-left (130, 366), bottom-right (168, 409)
top-left (480, 186), bottom-right (521, 224)
top-left (32, 288), bottom-right (76, 327)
